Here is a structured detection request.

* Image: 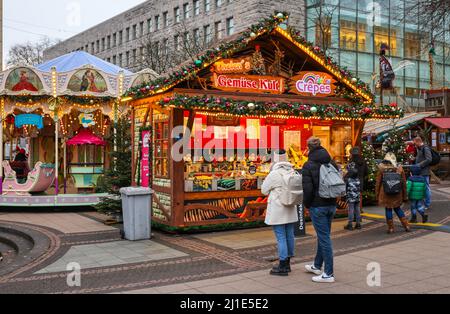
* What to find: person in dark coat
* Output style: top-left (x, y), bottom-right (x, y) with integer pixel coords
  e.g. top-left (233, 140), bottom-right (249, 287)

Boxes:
top-left (413, 136), bottom-right (432, 210)
top-left (345, 147), bottom-right (368, 215)
top-left (302, 136), bottom-right (338, 283)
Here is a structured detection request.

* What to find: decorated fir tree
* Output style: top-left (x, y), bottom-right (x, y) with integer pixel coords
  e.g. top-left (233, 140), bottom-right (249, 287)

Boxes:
top-left (361, 141), bottom-right (377, 204)
top-left (95, 113), bottom-right (132, 216)
top-left (381, 127), bottom-right (412, 164)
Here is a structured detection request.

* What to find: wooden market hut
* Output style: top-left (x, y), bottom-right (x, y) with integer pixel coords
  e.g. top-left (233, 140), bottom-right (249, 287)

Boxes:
top-left (124, 13), bottom-right (403, 231)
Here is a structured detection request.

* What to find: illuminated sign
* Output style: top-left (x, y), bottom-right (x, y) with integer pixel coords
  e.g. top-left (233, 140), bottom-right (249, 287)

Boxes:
top-left (213, 74), bottom-right (284, 94)
top-left (212, 57), bottom-right (252, 74)
top-left (290, 72), bottom-right (336, 97)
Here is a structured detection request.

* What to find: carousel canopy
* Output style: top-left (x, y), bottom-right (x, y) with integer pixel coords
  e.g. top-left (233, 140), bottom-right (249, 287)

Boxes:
top-left (67, 128), bottom-right (107, 146)
top-left (37, 51), bottom-right (133, 75)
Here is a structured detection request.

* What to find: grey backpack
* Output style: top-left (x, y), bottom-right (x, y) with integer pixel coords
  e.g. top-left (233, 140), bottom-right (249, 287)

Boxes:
top-left (319, 163), bottom-right (346, 198)
top-left (279, 169), bottom-right (303, 206)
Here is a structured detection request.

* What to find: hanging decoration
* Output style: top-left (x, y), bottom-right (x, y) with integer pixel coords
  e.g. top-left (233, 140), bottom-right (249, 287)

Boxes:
top-left (158, 95), bottom-right (403, 120)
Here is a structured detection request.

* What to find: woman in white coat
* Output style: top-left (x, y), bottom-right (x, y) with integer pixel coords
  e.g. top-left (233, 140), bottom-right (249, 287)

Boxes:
top-left (261, 149), bottom-right (299, 276)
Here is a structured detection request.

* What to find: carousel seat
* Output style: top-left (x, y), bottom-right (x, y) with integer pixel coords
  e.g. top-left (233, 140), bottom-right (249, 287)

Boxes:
top-left (9, 161), bottom-right (31, 182)
top-left (2, 161), bottom-right (55, 196)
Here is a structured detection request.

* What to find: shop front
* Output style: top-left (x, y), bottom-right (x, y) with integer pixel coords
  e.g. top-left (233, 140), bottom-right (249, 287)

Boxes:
top-left (125, 13), bottom-right (402, 231)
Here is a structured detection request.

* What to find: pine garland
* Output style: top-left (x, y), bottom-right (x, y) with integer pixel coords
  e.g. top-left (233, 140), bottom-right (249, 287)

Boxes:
top-left (158, 94), bottom-right (403, 120)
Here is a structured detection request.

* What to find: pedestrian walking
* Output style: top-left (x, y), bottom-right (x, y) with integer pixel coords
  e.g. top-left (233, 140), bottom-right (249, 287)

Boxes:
top-left (375, 152), bottom-right (410, 234)
top-left (407, 165), bottom-right (429, 223)
top-left (261, 149), bottom-right (301, 276)
top-left (302, 137), bottom-right (345, 283)
top-left (413, 137), bottom-right (434, 211)
top-left (344, 166), bottom-right (361, 231)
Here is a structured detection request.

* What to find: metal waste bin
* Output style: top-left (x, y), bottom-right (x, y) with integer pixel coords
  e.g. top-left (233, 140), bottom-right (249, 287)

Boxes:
top-left (120, 187), bottom-right (153, 241)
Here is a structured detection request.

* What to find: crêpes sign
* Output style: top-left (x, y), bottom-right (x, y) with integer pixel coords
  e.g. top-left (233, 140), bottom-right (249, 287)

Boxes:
top-left (290, 71), bottom-right (336, 97)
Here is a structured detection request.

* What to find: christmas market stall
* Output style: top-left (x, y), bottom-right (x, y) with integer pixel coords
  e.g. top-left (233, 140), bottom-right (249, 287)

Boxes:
top-left (123, 13), bottom-right (403, 231)
top-left (0, 51), bottom-right (144, 206)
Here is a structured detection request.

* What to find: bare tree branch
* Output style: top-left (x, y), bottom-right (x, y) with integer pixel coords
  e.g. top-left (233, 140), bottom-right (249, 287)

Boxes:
top-left (7, 37), bottom-right (60, 66)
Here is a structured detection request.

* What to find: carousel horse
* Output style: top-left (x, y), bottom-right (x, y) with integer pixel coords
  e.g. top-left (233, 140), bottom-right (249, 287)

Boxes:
top-left (2, 161), bottom-right (55, 196)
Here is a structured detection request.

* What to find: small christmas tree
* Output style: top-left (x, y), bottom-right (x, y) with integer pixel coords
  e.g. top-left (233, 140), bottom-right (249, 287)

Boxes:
top-left (381, 127), bottom-right (411, 164)
top-left (96, 113), bottom-right (132, 216)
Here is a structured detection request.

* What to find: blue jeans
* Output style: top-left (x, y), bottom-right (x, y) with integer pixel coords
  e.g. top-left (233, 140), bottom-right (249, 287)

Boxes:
top-left (310, 206), bottom-right (336, 276)
top-left (410, 200), bottom-right (425, 216)
top-left (424, 176), bottom-right (431, 208)
top-left (348, 202), bottom-right (361, 223)
top-left (272, 223), bottom-right (295, 261)
top-left (385, 207), bottom-right (406, 220)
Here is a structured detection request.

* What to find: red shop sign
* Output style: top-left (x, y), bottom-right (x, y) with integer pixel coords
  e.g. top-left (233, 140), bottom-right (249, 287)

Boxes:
top-left (212, 73), bottom-right (285, 94)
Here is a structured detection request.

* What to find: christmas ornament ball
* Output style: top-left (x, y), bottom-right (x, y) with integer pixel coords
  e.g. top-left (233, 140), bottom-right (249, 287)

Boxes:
top-left (247, 103), bottom-right (256, 111)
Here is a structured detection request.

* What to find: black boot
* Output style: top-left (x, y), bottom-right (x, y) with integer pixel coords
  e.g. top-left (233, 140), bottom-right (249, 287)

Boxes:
top-left (409, 215), bottom-right (417, 224)
top-left (270, 260), bottom-right (289, 276)
top-left (421, 214), bottom-right (429, 223)
top-left (355, 222), bottom-right (362, 230)
top-left (344, 222), bottom-right (353, 230)
top-left (286, 258), bottom-right (291, 273)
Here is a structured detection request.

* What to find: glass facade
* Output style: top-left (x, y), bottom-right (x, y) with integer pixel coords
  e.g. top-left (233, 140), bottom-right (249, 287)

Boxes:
top-left (306, 0), bottom-right (450, 108)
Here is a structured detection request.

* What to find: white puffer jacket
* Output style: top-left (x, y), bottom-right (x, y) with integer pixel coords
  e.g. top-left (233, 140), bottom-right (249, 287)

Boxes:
top-left (261, 162), bottom-right (299, 226)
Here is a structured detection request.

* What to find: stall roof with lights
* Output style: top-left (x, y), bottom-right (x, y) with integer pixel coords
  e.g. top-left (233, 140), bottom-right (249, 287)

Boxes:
top-left (37, 51), bottom-right (133, 75)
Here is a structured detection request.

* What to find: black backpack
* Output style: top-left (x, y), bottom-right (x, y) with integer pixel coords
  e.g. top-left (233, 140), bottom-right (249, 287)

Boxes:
top-left (382, 170), bottom-right (402, 195)
top-left (428, 147), bottom-right (441, 166)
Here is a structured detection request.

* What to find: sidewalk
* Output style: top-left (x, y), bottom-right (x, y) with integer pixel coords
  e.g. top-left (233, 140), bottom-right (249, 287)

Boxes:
top-left (121, 231), bottom-right (450, 294)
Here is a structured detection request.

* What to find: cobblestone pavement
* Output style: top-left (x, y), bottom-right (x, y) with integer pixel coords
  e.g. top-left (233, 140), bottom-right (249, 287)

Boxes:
top-left (0, 185), bottom-right (449, 294)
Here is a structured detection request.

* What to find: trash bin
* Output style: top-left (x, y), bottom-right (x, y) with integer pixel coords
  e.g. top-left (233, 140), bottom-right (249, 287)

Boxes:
top-left (120, 187), bottom-right (153, 241)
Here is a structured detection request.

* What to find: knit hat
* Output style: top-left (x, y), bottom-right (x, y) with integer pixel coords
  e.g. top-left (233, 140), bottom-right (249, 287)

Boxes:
top-left (350, 147), bottom-right (360, 156)
top-left (273, 149), bottom-right (287, 163)
top-left (384, 152), bottom-right (398, 168)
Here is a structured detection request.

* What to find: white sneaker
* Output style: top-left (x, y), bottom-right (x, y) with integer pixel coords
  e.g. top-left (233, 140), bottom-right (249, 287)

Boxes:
top-left (312, 273), bottom-right (335, 283)
top-left (305, 264), bottom-right (322, 275)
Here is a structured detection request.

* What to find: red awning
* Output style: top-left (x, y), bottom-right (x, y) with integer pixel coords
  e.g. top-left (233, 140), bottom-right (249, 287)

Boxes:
top-left (425, 118), bottom-right (450, 130)
top-left (67, 128), bottom-right (107, 146)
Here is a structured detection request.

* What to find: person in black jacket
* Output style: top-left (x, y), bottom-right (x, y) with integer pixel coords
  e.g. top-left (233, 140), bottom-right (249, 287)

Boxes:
top-left (302, 136), bottom-right (338, 283)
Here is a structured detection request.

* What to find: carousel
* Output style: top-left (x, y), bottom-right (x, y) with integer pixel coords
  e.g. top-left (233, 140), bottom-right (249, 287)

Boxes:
top-left (0, 51), bottom-right (156, 207)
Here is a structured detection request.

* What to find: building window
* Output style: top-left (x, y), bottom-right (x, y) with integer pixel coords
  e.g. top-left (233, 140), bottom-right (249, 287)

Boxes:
top-left (183, 32), bottom-right (190, 46)
top-left (107, 57), bottom-right (111, 63)
top-left (174, 7), bottom-right (181, 23)
top-left (193, 28), bottom-right (200, 46)
top-left (96, 40), bottom-right (100, 53)
top-left (140, 22), bottom-right (144, 37)
top-left (119, 53), bottom-right (123, 67)
top-left (340, 20), bottom-right (356, 51)
top-left (140, 47), bottom-right (145, 61)
top-left (107, 36), bottom-right (111, 49)
top-left (154, 41), bottom-right (160, 56)
top-left (126, 51), bottom-right (130, 66)
top-left (204, 24), bottom-right (212, 44)
top-left (119, 31), bottom-right (123, 45)
top-left (183, 3), bottom-right (190, 19)
top-left (163, 38), bottom-right (169, 55)
top-left (315, 17), bottom-right (332, 51)
top-left (147, 18), bottom-right (152, 33)
top-left (163, 11), bottom-right (168, 28)
top-left (113, 55), bottom-right (117, 65)
top-left (216, 0), bottom-right (222, 8)
top-left (132, 24), bottom-right (137, 40)
top-left (85, 44), bottom-right (88, 51)
top-left (405, 32), bottom-right (420, 59)
top-left (205, 0), bottom-right (211, 12)
top-left (174, 35), bottom-right (180, 50)
top-left (91, 42), bottom-right (95, 53)
top-left (194, 0), bottom-right (200, 15)
top-left (113, 33), bottom-right (117, 47)
top-left (132, 49), bottom-right (137, 64)
top-left (226, 17), bottom-right (234, 36)
top-left (102, 38), bottom-right (106, 51)
top-left (214, 21), bottom-right (222, 40)
top-left (155, 15), bottom-right (160, 30)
